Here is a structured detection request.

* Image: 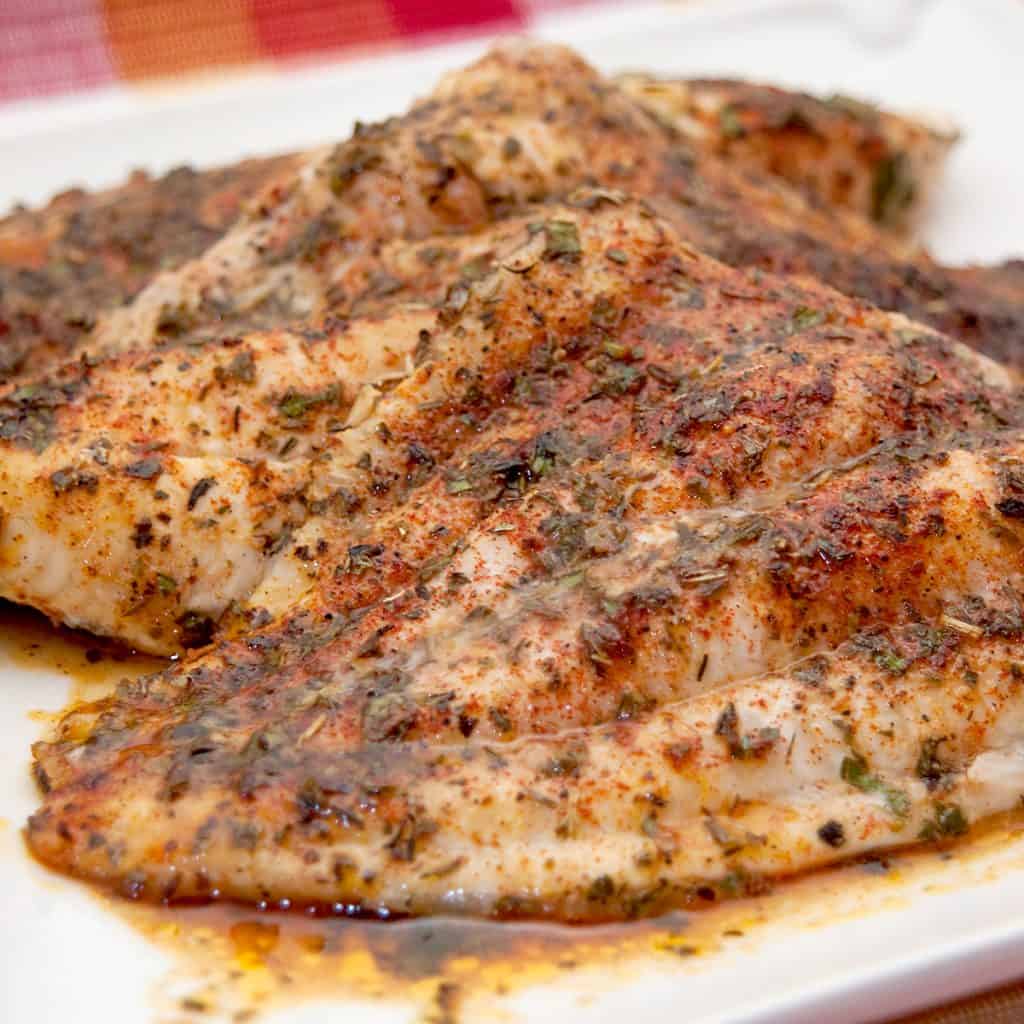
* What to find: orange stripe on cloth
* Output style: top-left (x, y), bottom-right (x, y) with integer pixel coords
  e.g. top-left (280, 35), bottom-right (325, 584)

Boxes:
top-left (102, 0), bottom-right (260, 81)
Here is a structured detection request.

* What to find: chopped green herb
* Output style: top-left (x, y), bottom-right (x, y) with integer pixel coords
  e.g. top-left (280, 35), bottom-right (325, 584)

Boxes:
top-left (214, 349), bottom-right (255, 386)
top-left (826, 93), bottom-right (879, 120)
top-left (879, 651), bottom-right (908, 675)
top-left (460, 256), bottom-right (492, 281)
top-left (363, 692), bottom-right (418, 743)
top-left (916, 736), bottom-right (952, 790)
top-left (542, 752), bottom-right (581, 778)
top-left (488, 707), bottom-right (513, 734)
top-left (124, 457), bottom-right (163, 481)
top-left (872, 151), bottom-right (915, 227)
top-left (544, 220), bottom-right (581, 259)
top-left (719, 105), bottom-right (745, 139)
top-left (616, 691), bottom-right (655, 721)
top-left (791, 306), bottom-right (825, 332)
top-left (187, 476), bottom-right (216, 511)
top-left (715, 702), bottom-right (780, 760)
top-left (345, 543), bottom-right (384, 574)
top-left (50, 466), bottom-right (98, 495)
top-left (156, 573), bottom-right (177, 595)
top-left (840, 754), bottom-right (910, 819)
top-left (278, 384), bottom-right (340, 420)
top-left (591, 295), bottom-right (618, 328)
top-left (918, 802), bottom-right (969, 840)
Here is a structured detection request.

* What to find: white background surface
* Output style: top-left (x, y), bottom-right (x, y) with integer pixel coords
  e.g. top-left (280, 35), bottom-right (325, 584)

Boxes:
top-left (1, 1), bottom-right (1023, 1022)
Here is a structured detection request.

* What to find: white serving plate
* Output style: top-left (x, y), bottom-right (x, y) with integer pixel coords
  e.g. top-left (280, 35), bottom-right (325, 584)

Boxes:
top-left (1, 2), bottom-right (1023, 1021)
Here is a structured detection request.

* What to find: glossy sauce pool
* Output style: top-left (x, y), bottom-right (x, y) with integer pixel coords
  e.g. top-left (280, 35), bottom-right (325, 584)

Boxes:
top-left (0, 599), bottom-right (166, 703)
top-left (6, 600), bottom-right (1024, 1023)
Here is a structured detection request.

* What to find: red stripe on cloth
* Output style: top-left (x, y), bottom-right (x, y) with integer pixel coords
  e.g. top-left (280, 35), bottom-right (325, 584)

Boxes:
top-left (249, 0), bottom-right (398, 59)
top-left (387, 0), bottom-right (524, 35)
top-left (0, 0), bottom-right (114, 102)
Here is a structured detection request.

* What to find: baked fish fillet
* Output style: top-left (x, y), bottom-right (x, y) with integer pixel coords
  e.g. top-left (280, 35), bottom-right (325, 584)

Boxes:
top-left (28, 199), bottom-right (1024, 915)
top-left (0, 66), bottom-right (958, 380)
top-left (30, 620), bottom-right (1024, 920)
top-left (0, 303), bottom-right (436, 651)
top-left (618, 74), bottom-right (956, 232)
top-left (2, 197), bottom-right (1015, 652)
top-left (0, 156), bottom-right (299, 380)
top-left (79, 43), bottom-right (1024, 369)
